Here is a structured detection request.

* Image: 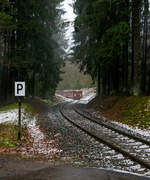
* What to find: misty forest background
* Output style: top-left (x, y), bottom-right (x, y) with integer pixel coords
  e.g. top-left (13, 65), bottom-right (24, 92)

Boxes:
top-left (0, 0), bottom-right (150, 103)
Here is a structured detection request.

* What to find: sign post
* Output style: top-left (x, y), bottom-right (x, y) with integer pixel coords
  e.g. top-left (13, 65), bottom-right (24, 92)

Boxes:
top-left (15, 82), bottom-right (25, 140)
top-left (18, 98), bottom-right (21, 140)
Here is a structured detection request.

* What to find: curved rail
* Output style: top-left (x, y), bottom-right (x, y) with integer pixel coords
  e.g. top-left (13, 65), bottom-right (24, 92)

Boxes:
top-left (73, 104), bottom-right (150, 146)
top-left (60, 103), bottom-right (150, 170)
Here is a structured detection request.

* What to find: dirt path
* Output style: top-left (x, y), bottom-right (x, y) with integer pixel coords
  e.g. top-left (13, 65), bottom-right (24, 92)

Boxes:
top-left (0, 155), bottom-right (51, 178)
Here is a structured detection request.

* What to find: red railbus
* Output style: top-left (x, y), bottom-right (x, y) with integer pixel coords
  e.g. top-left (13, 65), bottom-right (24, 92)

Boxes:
top-left (58, 90), bottom-right (83, 100)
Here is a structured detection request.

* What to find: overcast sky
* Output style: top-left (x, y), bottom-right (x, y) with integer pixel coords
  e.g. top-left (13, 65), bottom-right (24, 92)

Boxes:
top-left (61, 0), bottom-right (76, 22)
top-left (60, 0), bottom-right (76, 53)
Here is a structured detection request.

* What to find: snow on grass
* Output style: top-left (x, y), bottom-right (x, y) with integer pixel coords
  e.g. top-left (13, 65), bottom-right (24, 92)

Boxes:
top-left (0, 108), bottom-right (62, 156)
top-left (79, 93), bottom-right (96, 104)
top-left (55, 93), bottom-right (74, 102)
top-left (0, 105), bottom-right (32, 125)
top-left (94, 112), bottom-right (150, 142)
top-left (0, 109), bottom-right (18, 124)
top-left (91, 109), bottom-right (150, 141)
top-left (27, 116), bottom-right (62, 155)
top-left (111, 120), bottom-right (150, 138)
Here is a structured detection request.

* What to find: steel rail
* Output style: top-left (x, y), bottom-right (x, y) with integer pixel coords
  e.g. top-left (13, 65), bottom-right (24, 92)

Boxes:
top-left (60, 103), bottom-right (150, 170)
top-left (73, 104), bottom-right (150, 146)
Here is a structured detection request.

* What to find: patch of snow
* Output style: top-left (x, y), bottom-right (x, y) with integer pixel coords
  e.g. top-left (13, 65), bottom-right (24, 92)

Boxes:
top-left (144, 149), bottom-right (150, 153)
top-left (139, 145), bottom-right (149, 149)
top-left (55, 93), bottom-right (74, 102)
top-left (28, 117), bottom-right (44, 141)
top-left (130, 165), bottom-right (141, 170)
top-left (112, 154), bottom-right (124, 159)
top-left (95, 112), bottom-right (150, 141)
top-left (0, 109), bottom-right (30, 125)
top-left (79, 93), bottom-right (96, 104)
top-left (110, 120), bottom-right (150, 139)
top-left (129, 142), bottom-right (142, 146)
top-left (27, 117), bottom-right (62, 155)
top-left (0, 108), bottom-right (62, 156)
top-left (0, 109), bottom-right (18, 124)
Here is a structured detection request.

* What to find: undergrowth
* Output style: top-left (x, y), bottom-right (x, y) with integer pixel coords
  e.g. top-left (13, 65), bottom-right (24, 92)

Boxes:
top-left (98, 96), bottom-right (150, 129)
top-left (0, 103), bottom-right (34, 148)
top-left (0, 103), bottom-right (36, 114)
top-left (0, 122), bottom-right (28, 148)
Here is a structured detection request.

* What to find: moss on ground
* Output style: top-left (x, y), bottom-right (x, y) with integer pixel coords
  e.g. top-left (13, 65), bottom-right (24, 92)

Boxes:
top-left (95, 96), bottom-right (150, 129)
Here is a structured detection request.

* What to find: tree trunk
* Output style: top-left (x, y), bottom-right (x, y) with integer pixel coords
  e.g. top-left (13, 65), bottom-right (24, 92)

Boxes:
top-left (141, 0), bottom-right (149, 94)
top-left (97, 65), bottom-right (101, 96)
top-left (102, 70), bottom-right (106, 95)
top-left (132, 0), bottom-right (141, 95)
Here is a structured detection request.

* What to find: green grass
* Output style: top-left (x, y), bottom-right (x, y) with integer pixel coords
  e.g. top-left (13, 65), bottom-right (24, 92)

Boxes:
top-left (117, 96), bottom-right (150, 129)
top-left (0, 122), bottom-right (28, 148)
top-left (22, 103), bottom-right (36, 115)
top-left (101, 96), bottom-right (150, 129)
top-left (0, 103), bottom-right (18, 112)
top-left (0, 102), bottom-right (35, 148)
top-left (0, 103), bottom-right (36, 115)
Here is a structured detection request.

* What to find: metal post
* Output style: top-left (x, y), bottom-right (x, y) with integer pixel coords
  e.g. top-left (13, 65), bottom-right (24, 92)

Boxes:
top-left (18, 98), bottom-right (21, 140)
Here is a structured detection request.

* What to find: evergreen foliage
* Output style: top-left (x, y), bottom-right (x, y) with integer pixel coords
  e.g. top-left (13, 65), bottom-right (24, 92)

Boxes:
top-left (0, 0), bottom-right (63, 101)
top-left (73, 0), bottom-right (150, 96)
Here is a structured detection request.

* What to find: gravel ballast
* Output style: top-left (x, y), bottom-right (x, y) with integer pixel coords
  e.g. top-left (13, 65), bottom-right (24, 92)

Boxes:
top-left (38, 103), bottom-right (150, 176)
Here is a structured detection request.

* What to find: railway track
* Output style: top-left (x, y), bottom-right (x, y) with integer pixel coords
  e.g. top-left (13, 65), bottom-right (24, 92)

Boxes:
top-left (60, 102), bottom-right (150, 172)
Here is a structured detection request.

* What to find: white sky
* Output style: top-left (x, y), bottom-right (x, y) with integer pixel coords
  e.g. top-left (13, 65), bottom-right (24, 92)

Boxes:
top-left (61, 0), bottom-right (76, 22)
top-left (60, 0), bottom-right (76, 53)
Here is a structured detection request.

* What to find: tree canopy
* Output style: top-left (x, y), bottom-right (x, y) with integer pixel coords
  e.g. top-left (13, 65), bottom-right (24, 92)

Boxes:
top-left (73, 0), bottom-right (150, 96)
top-left (0, 0), bottom-right (64, 101)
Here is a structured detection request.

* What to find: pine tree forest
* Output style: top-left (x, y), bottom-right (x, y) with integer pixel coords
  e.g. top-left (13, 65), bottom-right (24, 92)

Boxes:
top-left (0, 0), bottom-right (63, 102)
top-left (73, 0), bottom-right (150, 96)
top-left (0, 0), bottom-right (150, 102)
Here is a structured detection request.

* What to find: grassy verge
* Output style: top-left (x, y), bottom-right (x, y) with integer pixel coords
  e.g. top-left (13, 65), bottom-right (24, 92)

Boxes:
top-left (0, 122), bottom-right (28, 148)
top-left (0, 103), bottom-right (18, 112)
top-left (0, 102), bottom-right (36, 114)
top-left (0, 103), bottom-right (35, 148)
top-left (92, 96), bottom-right (150, 129)
top-left (117, 96), bottom-right (150, 129)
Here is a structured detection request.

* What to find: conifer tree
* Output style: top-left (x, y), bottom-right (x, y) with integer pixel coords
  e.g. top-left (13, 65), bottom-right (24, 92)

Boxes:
top-left (0, 0), bottom-right (64, 101)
